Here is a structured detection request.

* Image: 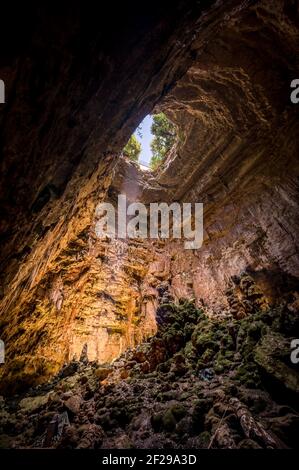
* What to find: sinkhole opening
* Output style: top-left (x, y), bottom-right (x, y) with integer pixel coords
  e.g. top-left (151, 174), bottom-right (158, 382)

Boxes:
top-left (122, 112), bottom-right (178, 171)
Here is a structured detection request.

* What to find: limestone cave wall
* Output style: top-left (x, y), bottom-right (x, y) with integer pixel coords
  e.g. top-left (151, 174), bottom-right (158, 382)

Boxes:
top-left (143, 0), bottom-right (299, 313)
top-left (0, 0), bottom-right (298, 395)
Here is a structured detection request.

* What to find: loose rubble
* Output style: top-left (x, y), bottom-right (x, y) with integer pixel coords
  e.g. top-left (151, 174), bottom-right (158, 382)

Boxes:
top-left (0, 298), bottom-right (298, 449)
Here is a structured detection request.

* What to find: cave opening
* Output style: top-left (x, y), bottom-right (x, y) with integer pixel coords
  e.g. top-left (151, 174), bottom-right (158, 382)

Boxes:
top-left (121, 112), bottom-right (178, 171)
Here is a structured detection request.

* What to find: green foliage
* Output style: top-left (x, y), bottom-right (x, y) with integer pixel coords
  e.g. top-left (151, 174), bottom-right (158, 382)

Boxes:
top-left (123, 134), bottom-right (141, 162)
top-left (150, 113), bottom-right (177, 169)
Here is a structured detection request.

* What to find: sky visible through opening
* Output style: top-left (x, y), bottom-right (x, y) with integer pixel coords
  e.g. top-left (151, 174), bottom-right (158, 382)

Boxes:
top-left (134, 114), bottom-right (153, 167)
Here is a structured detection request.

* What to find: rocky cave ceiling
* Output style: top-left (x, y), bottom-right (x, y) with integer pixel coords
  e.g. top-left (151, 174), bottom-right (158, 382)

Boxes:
top-left (0, 0), bottom-right (298, 398)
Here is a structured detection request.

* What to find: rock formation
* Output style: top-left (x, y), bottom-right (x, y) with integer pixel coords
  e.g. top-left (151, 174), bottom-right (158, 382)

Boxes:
top-left (0, 0), bottom-right (298, 449)
top-left (1, 300), bottom-right (299, 449)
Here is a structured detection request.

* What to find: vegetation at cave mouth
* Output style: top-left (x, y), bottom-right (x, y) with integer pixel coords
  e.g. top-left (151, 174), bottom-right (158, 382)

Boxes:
top-left (150, 113), bottom-right (177, 169)
top-left (123, 134), bottom-right (141, 162)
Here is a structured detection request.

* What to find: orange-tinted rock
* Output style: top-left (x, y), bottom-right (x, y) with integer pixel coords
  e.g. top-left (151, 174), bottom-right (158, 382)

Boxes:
top-left (0, 0), bottom-right (298, 393)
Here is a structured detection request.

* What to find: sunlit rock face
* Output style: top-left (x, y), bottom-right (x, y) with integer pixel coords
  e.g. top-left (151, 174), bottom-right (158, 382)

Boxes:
top-left (143, 0), bottom-right (299, 313)
top-left (61, 235), bottom-right (158, 364)
top-left (0, 0), bottom-right (298, 394)
top-left (1, 0), bottom-right (225, 393)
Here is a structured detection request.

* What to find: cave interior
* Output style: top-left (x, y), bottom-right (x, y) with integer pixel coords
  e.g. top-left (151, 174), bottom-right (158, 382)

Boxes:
top-left (0, 0), bottom-right (299, 449)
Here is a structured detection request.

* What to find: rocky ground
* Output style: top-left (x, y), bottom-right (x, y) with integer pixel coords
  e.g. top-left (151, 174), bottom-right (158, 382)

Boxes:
top-left (0, 292), bottom-right (299, 449)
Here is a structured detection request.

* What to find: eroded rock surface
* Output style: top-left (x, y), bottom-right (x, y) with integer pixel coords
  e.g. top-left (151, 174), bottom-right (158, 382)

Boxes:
top-left (0, 300), bottom-right (298, 449)
top-left (0, 0), bottom-right (298, 443)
